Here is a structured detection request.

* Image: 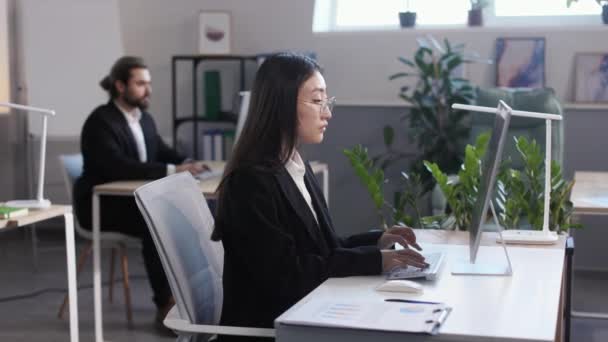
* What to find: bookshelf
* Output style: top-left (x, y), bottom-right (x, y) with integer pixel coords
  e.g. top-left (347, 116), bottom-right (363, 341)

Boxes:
top-left (171, 54), bottom-right (257, 159)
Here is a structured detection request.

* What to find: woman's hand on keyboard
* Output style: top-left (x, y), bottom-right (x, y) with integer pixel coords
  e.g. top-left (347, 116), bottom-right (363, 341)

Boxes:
top-left (381, 249), bottom-right (429, 272)
top-left (378, 225), bottom-right (422, 251)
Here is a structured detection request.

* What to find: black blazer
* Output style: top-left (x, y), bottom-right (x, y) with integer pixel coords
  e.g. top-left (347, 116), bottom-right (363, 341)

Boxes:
top-left (73, 101), bottom-right (185, 228)
top-left (215, 162), bottom-right (382, 341)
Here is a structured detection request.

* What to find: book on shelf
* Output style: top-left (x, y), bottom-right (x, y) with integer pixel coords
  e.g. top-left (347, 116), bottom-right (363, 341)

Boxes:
top-left (200, 128), bottom-right (236, 161)
top-left (0, 206), bottom-right (29, 219)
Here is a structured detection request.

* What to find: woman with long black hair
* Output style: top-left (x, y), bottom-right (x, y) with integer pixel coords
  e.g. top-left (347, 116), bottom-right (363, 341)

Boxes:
top-left (212, 53), bottom-right (427, 341)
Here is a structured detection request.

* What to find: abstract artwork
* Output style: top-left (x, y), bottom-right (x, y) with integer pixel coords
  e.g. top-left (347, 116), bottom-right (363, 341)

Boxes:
top-left (495, 37), bottom-right (545, 88)
top-left (575, 53), bottom-right (608, 103)
top-left (198, 11), bottom-right (231, 55)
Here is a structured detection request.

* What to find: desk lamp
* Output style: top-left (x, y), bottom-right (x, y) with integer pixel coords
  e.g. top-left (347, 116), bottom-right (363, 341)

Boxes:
top-left (2, 101), bottom-right (55, 209)
top-left (453, 103), bottom-right (562, 245)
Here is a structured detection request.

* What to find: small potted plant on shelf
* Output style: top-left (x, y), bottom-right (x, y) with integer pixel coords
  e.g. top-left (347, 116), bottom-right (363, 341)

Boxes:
top-left (568, 0), bottom-right (608, 24)
top-left (468, 0), bottom-right (489, 26)
top-left (399, 0), bottom-right (417, 28)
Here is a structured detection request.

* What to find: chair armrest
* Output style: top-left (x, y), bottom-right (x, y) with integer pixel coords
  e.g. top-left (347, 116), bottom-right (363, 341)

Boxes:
top-left (164, 306), bottom-right (276, 338)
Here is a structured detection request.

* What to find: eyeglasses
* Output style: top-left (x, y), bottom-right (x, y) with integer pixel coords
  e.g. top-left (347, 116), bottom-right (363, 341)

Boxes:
top-left (299, 96), bottom-right (336, 114)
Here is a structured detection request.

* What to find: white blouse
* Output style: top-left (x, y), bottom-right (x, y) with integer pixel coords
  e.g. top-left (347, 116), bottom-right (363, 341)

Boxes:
top-left (285, 151), bottom-right (318, 224)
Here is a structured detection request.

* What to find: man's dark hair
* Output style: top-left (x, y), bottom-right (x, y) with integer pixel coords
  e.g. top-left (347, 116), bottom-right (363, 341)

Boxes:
top-left (100, 56), bottom-right (147, 98)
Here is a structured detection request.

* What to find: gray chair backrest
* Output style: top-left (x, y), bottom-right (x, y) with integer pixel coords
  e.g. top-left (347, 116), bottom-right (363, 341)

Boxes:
top-left (134, 172), bottom-right (224, 327)
top-left (58, 154), bottom-right (84, 203)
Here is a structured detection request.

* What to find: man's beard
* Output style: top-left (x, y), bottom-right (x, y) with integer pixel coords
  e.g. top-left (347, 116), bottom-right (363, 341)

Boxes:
top-left (123, 93), bottom-right (150, 110)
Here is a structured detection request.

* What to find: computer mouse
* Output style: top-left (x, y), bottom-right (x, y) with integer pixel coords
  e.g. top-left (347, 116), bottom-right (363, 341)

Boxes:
top-left (376, 280), bottom-right (423, 293)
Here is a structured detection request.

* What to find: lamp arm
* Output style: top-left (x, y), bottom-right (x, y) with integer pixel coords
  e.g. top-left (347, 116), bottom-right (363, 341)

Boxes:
top-left (0, 101), bottom-right (56, 208)
top-left (543, 119), bottom-right (551, 232)
top-left (37, 115), bottom-right (48, 202)
top-left (0, 101), bottom-right (55, 116)
top-left (452, 103), bottom-right (562, 121)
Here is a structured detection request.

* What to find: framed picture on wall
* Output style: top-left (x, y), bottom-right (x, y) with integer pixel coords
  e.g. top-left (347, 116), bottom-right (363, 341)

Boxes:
top-left (574, 53), bottom-right (608, 103)
top-left (495, 37), bottom-right (546, 88)
top-left (198, 11), bottom-right (231, 55)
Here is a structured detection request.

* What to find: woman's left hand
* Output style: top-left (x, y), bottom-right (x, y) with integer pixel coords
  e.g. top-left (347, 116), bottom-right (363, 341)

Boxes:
top-left (378, 225), bottom-right (422, 251)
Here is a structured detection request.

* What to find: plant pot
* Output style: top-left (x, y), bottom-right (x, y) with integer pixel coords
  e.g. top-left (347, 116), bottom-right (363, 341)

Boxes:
top-left (468, 9), bottom-right (483, 26)
top-left (399, 11), bottom-right (417, 28)
top-left (603, 5), bottom-right (608, 24)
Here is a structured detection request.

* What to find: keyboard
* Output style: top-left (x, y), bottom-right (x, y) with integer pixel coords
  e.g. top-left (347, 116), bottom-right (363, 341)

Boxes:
top-left (386, 252), bottom-right (445, 281)
top-left (194, 169), bottom-right (223, 181)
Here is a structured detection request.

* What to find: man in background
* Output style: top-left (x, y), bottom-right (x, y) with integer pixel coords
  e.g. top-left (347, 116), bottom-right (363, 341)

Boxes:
top-left (74, 56), bottom-right (206, 334)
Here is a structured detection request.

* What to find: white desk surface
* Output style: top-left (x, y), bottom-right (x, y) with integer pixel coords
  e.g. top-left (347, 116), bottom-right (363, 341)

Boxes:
top-left (571, 171), bottom-right (608, 215)
top-left (277, 236), bottom-right (566, 342)
top-left (0, 205), bottom-right (71, 230)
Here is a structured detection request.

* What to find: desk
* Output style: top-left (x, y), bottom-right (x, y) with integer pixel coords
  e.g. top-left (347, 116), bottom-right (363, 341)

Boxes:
top-left (92, 161), bottom-right (329, 342)
top-left (571, 171), bottom-right (608, 215)
top-left (0, 205), bottom-right (79, 342)
top-left (569, 171), bottom-right (608, 320)
top-left (276, 230), bottom-right (569, 342)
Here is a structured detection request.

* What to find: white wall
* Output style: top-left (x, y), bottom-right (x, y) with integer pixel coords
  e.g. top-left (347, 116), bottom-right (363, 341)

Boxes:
top-left (118, 0), bottom-right (608, 137)
top-left (18, 0), bottom-right (124, 137)
top-left (0, 0), bottom-right (9, 108)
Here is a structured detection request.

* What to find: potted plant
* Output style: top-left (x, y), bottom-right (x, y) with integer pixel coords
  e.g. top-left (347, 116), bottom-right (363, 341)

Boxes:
top-left (425, 133), bottom-right (580, 233)
top-left (384, 38), bottom-right (475, 190)
top-left (468, 0), bottom-right (489, 26)
top-left (399, 0), bottom-right (417, 28)
top-left (343, 145), bottom-right (429, 229)
top-left (494, 137), bottom-right (579, 232)
top-left (567, 0), bottom-right (608, 24)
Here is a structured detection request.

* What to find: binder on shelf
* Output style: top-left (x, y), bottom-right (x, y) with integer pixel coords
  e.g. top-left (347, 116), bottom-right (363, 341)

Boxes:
top-left (203, 70), bottom-right (221, 120)
top-left (223, 129), bottom-right (235, 160)
top-left (202, 130), bottom-right (213, 160)
top-left (213, 131), bottom-right (223, 161)
top-left (278, 297), bottom-right (451, 335)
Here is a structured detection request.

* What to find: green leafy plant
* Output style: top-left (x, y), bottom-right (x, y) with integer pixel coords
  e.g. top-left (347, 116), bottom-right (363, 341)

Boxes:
top-left (424, 132), bottom-right (490, 230)
top-left (495, 137), bottom-right (579, 233)
top-left (425, 133), bottom-right (579, 233)
top-left (343, 145), bottom-right (426, 229)
top-left (383, 38), bottom-right (475, 189)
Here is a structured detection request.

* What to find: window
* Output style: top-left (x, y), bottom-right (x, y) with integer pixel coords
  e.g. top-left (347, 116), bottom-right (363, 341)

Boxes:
top-left (314, 0), bottom-right (602, 32)
top-left (495, 0), bottom-right (598, 16)
top-left (332, 0), bottom-right (469, 28)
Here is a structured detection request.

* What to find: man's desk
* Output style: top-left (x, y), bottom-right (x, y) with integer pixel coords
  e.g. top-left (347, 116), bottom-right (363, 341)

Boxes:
top-left (91, 160), bottom-right (328, 342)
top-left (571, 171), bottom-right (608, 215)
top-left (569, 171), bottom-right (608, 320)
top-left (276, 230), bottom-right (571, 342)
top-left (0, 205), bottom-right (79, 342)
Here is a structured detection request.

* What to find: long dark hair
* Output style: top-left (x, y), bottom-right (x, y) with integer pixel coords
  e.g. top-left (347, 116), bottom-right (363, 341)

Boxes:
top-left (99, 56), bottom-right (147, 99)
top-left (211, 52), bottom-right (321, 241)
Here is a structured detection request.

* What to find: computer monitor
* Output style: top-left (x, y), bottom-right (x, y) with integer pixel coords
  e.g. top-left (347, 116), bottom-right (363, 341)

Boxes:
top-left (234, 91), bottom-right (250, 146)
top-left (452, 100), bottom-right (513, 276)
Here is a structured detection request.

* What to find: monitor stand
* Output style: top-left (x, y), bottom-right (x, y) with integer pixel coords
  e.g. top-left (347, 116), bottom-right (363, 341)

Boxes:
top-left (452, 202), bottom-right (514, 276)
top-left (452, 261), bottom-right (512, 276)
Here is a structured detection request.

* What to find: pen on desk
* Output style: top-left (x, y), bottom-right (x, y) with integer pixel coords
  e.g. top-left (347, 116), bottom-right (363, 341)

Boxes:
top-left (385, 298), bottom-right (440, 305)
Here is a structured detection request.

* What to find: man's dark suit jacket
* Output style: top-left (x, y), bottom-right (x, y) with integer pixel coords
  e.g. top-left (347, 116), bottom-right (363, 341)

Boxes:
top-left (214, 162), bottom-right (382, 342)
top-left (73, 101), bottom-right (185, 229)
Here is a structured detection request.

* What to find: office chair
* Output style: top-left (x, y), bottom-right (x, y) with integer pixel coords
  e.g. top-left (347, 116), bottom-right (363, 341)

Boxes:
top-left (134, 172), bottom-right (275, 341)
top-left (57, 153), bottom-right (139, 327)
